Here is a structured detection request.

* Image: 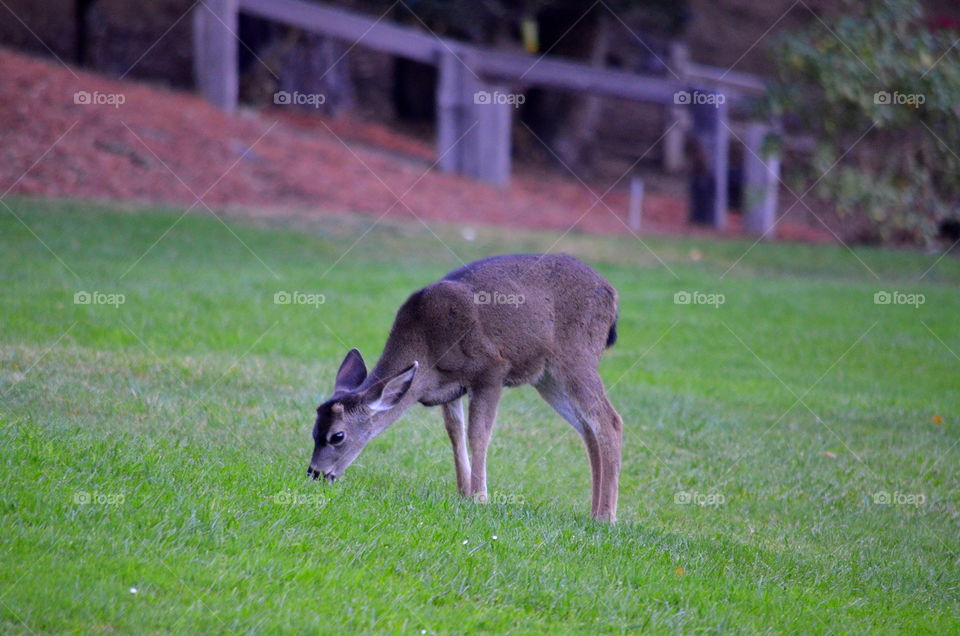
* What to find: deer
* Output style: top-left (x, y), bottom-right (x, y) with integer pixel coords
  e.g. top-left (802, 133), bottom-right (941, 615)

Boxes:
top-left (307, 253), bottom-right (623, 522)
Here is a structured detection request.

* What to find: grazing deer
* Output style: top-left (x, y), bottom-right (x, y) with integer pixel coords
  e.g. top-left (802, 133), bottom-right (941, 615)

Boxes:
top-left (308, 254), bottom-right (623, 521)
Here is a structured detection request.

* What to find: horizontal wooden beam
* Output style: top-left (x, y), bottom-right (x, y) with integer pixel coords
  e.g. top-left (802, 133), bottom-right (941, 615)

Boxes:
top-left (239, 0), bottom-right (442, 64)
top-left (238, 0), bottom-right (690, 105)
top-left (686, 62), bottom-right (765, 95)
top-left (475, 50), bottom-right (683, 104)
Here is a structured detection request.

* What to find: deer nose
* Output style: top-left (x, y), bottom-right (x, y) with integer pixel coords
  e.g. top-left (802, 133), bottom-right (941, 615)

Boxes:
top-left (307, 466), bottom-right (321, 480)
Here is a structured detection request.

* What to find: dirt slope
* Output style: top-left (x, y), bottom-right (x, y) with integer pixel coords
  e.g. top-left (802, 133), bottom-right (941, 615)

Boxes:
top-left (0, 48), bottom-right (828, 242)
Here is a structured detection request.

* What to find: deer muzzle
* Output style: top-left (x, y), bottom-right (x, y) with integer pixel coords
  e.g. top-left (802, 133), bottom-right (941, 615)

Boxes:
top-left (307, 465), bottom-right (337, 482)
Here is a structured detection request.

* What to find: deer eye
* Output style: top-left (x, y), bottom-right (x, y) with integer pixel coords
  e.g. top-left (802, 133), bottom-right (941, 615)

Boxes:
top-left (329, 431), bottom-right (345, 445)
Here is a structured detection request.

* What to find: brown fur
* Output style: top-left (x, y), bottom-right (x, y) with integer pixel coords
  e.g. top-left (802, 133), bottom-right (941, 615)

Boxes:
top-left (309, 253), bottom-right (623, 522)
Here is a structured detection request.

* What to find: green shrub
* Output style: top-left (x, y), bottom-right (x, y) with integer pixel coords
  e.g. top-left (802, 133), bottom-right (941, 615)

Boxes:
top-left (767, 0), bottom-right (960, 246)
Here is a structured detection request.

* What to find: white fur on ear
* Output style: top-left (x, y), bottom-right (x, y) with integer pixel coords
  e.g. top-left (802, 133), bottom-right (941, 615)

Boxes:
top-left (367, 361), bottom-right (418, 412)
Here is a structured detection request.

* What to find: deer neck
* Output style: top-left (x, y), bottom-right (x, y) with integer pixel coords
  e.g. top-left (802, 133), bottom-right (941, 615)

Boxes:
top-left (360, 336), bottom-right (428, 436)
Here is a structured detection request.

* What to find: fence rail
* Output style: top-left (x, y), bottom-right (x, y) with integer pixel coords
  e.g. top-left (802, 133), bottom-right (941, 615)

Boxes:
top-left (193, 0), bottom-right (778, 235)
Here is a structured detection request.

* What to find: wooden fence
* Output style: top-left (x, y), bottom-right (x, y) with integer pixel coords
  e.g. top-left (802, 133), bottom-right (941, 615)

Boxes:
top-left (193, 0), bottom-right (779, 235)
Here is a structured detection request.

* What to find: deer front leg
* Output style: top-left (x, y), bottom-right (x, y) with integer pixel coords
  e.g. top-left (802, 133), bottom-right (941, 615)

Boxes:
top-left (442, 398), bottom-right (471, 497)
top-left (467, 384), bottom-right (502, 503)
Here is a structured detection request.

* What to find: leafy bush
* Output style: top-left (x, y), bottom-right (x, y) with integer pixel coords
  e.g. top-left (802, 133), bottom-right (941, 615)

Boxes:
top-left (767, 0), bottom-right (960, 246)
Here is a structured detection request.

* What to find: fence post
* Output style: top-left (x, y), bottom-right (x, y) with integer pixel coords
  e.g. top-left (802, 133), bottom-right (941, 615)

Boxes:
top-left (628, 177), bottom-right (644, 231)
top-left (436, 51), bottom-right (511, 186)
top-left (193, 0), bottom-right (238, 112)
top-left (688, 90), bottom-right (729, 229)
top-left (742, 122), bottom-right (779, 237)
top-left (663, 42), bottom-right (690, 173)
top-left (465, 82), bottom-right (511, 187)
top-left (436, 51), bottom-right (467, 174)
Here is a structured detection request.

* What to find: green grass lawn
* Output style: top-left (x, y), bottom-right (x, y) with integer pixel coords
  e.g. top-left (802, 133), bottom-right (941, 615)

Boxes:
top-left (1, 196), bottom-right (958, 634)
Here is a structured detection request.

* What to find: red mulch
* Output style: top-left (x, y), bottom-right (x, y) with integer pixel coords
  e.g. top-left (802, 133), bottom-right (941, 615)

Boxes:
top-left (0, 48), bottom-right (830, 243)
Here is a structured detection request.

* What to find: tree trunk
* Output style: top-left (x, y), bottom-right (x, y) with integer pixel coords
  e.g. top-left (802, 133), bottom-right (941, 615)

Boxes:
top-left (280, 30), bottom-right (355, 116)
top-left (75, 0), bottom-right (98, 65)
top-left (550, 13), bottom-right (611, 174)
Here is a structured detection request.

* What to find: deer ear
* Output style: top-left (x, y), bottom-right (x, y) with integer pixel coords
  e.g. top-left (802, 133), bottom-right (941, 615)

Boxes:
top-left (366, 362), bottom-right (418, 412)
top-left (334, 348), bottom-right (367, 393)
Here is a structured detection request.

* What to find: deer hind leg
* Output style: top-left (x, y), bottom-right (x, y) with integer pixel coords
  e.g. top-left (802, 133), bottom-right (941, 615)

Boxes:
top-left (466, 384), bottom-right (502, 503)
top-left (571, 372), bottom-right (622, 523)
top-left (535, 372), bottom-right (603, 518)
top-left (591, 393), bottom-right (622, 522)
top-left (442, 398), bottom-right (471, 497)
top-left (540, 368), bottom-right (622, 523)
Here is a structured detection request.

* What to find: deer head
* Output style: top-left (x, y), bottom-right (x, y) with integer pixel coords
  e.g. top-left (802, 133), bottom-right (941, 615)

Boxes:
top-left (307, 348), bottom-right (418, 482)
